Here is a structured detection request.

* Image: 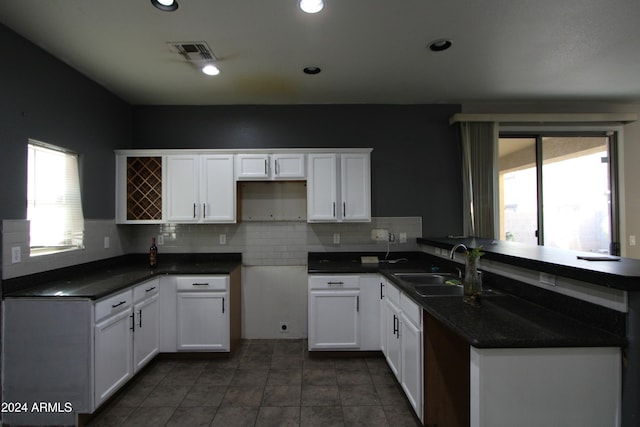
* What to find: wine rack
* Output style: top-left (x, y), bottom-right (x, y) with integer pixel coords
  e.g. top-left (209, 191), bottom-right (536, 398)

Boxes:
top-left (126, 157), bottom-right (162, 220)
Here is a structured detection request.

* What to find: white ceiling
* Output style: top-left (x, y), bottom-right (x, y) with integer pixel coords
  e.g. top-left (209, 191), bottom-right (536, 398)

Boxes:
top-left (1, 0), bottom-right (639, 106)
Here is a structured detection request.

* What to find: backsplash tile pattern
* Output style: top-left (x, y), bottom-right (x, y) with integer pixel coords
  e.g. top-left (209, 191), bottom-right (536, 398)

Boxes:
top-left (2, 217), bottom-right (421, 279)
top-left (1, 219), bottom-right (125, 280)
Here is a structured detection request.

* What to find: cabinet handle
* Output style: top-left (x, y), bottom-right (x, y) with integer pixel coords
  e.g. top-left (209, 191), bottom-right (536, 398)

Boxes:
top-left (343, 202), bottom-right (346, 217)
top-left (138, 309), bottom-right (143, 328)
top-left (130, 313), bottom-right (135, 331)
top-left (203, 203), bottom-right (206, 218)
top-left (192, 283), bottom-right (209, 286)
top-left (112, 301), bottom-right (127, 308)
top-left (356, 295), bottom-right (359, 312)
top-left (222, 297), bottom-right (225, 314)
top-left (327, 281), bottom-right (344, 285)
top-left (265, 159), bottom-right (268, 175)
top-left (333, 202), bottom-right (336, 218)
top-left (393, 314), bottom-right (399, 337)
top-left (275, 159), bottom-right (279, 176)
top-left (380, 282), bottom-right (384, 300)
top-left (145, 286), bottom-right (156, 293)
top-left (193, 203), bottom-right (196, 219)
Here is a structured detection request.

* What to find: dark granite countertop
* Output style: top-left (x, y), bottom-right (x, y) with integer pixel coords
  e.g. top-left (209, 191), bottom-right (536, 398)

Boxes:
top-left (2, 253), bottom-right (242, 300)
top-left (419, 237), bottom-right (640, 290)
top-left (308, 252), bottom-right (625, 349)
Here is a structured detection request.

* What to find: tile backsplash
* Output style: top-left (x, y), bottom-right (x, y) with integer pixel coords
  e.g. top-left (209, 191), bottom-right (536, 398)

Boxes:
top-left (2, 217), bottom-right (421, 279)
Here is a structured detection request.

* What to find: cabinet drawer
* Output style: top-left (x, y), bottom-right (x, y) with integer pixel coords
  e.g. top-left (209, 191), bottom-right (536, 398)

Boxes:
top-left (309, 275), bottom-right (360, 290)
top-left (400, 293), bottom-right (421, 327)
top-left (176, 276), bottom-right (229, 291)
top-left (385, 281), bottom-right (401, 306)
top-left (133, 279), bottom-right (159, 302)
top-left (95, 289), bottom-right (133, 322)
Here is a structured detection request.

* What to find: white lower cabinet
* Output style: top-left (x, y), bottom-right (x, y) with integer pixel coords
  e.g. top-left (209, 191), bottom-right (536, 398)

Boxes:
top-left (133, 284), bottom-right (160, 372)
top-left (308, 274), bottom-right (383, 351)
top-left (382, 280), bottom-right (402, 378)
top-left (176, 276), bottom-right (230, 351)
top-left (94, 290), bottom-right (134, 407)
top-left (399, 293), bottom-right (423, 420)
top-left (308, 275), bottom-right (361, 350)
top-left (381, 279), bottom-right (423, 421)
top-left (94, 279), bottom-right (160, 407)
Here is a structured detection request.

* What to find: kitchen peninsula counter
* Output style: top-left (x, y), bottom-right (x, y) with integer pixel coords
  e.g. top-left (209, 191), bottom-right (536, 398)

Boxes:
top-left (308, 251), bottom-right (625, 349)
top-left (419, 237), bottom-right (640, 290)
top-left (2, 253), bottom-right (242, 300)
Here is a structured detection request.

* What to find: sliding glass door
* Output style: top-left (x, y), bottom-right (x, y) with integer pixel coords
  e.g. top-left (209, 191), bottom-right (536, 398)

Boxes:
top-left (498, 133), bottom-right (619, 255)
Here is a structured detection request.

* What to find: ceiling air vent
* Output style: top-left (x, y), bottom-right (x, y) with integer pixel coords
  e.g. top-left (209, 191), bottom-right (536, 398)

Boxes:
top-left (167, 41), bottom-right (217, 62)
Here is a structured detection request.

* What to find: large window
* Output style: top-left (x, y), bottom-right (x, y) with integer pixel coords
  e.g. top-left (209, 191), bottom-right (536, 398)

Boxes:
top-left (498, 133), bottom-right (619, 255)
top-left (27, 141), bottom-right (84, 255)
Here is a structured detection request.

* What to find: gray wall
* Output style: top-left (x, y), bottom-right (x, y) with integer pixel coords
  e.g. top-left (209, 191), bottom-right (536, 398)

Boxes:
top-left (0, 23), bottom-right (132, 221)
top-left (132, 104), bottom-right (463, 236)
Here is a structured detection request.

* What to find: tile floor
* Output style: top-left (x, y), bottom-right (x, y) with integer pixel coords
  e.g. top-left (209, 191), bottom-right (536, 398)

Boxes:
top-left (86, 339), bottom-right (422, 426)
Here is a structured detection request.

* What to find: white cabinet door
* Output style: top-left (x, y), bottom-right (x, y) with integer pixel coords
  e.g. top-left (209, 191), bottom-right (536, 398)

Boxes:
top-left (271, 153), bottom-right (305, 179)
top-left (307, 153), bottom-right (338, 221)
top-left (308, 289), bottom-right (360, 350)
top-left (94, 309), bottom-right (133, 406)
top-left (341, 153), bottom-right (371, 221)
top-left (400, 310), bottom-right (423, 420)
top-left (383, 296), bottom-right (402, 379)
top-left (236, 154), bottom-right (270, 179)
top-left (177, 291), bottom-right (229, 351)
top-left (360, 276), bottom-right (382, 351)
top-left (307, 152), bottom-right (371, 222)
top-left (133, 293), bottom-right (160, 373)
top-left (201, 155), bottom-right (236, 222)
top-left (166, 155), bottom-right (199, 222)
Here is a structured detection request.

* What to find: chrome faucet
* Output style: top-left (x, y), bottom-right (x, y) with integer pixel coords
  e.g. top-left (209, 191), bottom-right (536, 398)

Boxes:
top-left (449, 243), bottom-right (468, 259)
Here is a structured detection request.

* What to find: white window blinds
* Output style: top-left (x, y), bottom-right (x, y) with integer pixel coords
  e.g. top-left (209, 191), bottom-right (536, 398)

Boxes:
top-left (27, 141), bottom-right (84, 253)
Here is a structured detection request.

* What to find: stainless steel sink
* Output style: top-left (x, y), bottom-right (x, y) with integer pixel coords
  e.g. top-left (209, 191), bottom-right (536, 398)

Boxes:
top-left (414, 284), bottom-right (463, 297)
top-left (391, 272), bottom-right (458, 285)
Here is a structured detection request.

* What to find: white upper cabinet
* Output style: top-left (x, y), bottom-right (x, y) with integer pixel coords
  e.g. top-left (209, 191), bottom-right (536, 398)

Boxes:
top-left (167, 154), bottom-right (236, 223)
top-left (307, 152), bottom-right (371, 222)
top-left (341, 152), bottom-right (371, 221)
top-left (307, 153), bottom-right (339, 221)
top-left (201, 155), bottom-right (236, 222)
top-left (236, 153), bottom-right (306, 180)
top-left (271, 153), bottom-right (306, 179)
top-left (166, 155), bottom-right (200, 222)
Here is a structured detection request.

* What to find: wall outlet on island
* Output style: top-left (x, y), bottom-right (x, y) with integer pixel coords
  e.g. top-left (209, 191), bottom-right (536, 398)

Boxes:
top-left (539, 272), bottom-right (556, 286)
top-left (333, 233), bottom-right (341, 244)
top-left (157, 235), bottom-right (164, 245)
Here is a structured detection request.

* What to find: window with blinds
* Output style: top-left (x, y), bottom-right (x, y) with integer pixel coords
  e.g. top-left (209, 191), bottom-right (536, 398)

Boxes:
top-left (27, 141), bottom-right (84, 255)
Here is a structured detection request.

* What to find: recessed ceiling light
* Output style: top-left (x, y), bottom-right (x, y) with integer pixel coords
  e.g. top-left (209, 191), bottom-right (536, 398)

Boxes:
top-left (303, 66), bottom-right (322, 75)
top-left (202, 64), bottom-right (220, 76)
top-left (299, 0), bottom-right (324, 14)
top-left (151, 0), bottom-right (178, 12)
top-left (428, 39), bottom-right (453, 52)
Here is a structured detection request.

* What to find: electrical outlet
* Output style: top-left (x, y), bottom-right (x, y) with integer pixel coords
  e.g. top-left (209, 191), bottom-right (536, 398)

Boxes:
top-left (157, 235), bottom-right (164, 245)
top-left (630, 235), bottom-right (637, 246)
top-left (279, 322), bottom-right (289, 333)
top-left (388, 232), bottom-right (396, 243)
top-left (219, 234), bottom-right (227, 245)
top-left (104, 236), bottom-right (110, 249)
top-left (333, 233), bottom-right (340, 244)
top-left (371, 229), bottom-right (389, 241)
top-left (399, 233), bottom-right (407, 243)
top-left (11, 246), bottom-right (21, 264)
top-left (539, 272), bottom-right (556, 286)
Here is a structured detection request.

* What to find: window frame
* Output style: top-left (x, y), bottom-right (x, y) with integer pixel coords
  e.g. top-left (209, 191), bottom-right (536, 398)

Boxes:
top-left (27, 139), bottom-right (85, 256)
top-left (498, 125), bottom-right (622, 255)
